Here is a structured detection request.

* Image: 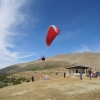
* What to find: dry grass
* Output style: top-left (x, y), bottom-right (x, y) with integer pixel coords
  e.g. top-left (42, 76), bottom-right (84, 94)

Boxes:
top-left (0, 74), bottom-right (100, 100)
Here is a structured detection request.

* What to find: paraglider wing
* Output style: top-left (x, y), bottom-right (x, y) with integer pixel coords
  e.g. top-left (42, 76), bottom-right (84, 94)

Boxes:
top-left (46, 25), bottom-right (60, 46)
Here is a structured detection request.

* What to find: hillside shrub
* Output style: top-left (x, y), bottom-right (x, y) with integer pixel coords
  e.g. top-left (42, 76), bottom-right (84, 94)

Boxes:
top-left (26, 79), bottom-right (30, 82)
top-left (13, 79), bottom-right (21, 85)
top-left (0, 74), bottom-right (31, 88)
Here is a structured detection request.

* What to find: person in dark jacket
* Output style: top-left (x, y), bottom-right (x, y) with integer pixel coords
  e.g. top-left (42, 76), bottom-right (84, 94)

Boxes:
top-left (39, 56), bottom-right (45, 61)
top-left (64, 72), bottom-right (66, 78)
top-left (31, 76), bottom-right (34, 82)
top-left (88, 67), bottom-right (92, 79)
top-left (79, 69), bottom-right (82, 80)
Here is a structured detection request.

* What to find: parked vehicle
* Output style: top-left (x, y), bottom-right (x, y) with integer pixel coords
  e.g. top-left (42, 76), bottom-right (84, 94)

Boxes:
top-left (96, 72), bottom-right (100, 76)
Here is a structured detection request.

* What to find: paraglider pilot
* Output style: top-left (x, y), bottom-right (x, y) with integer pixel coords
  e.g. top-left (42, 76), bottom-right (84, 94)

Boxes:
top-left (39, 56), bottom-right (45, 61)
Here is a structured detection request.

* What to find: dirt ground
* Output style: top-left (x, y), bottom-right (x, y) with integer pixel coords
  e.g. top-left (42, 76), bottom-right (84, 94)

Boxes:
top-left (0, 75), bottom-right (100, 100)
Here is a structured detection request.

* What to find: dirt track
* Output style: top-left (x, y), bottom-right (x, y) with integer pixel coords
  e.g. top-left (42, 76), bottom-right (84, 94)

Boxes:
top-left (0, 76), bottom-right (100, 100)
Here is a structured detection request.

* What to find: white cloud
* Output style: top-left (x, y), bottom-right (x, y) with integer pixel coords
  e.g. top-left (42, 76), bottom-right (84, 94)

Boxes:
top-left (57, 30), bottom-right (80, 41)
top-left (81, 45), bottom-right (91, 52)
top-left (0, 0), bottom-right (36, 69)
top-left (70, 17), bottom-right (82, 25)
top-left (74, 44), bottom-right (91, 53)
top-left (72, 43), bottom-right (100, 53)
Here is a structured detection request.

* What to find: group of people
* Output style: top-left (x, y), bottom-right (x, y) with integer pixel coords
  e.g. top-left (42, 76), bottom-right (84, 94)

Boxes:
top-left (79, 67), bottom-right (97, 80)
top-left (31, 67), bottom-right (97, 81)
top-left (55, 72), bottom-right (67, 79)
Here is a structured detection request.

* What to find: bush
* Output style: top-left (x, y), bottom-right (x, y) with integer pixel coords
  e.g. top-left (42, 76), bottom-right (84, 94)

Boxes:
top-left (26, 79), bottom-right (30, 82)
top-left (0, 74), bottom-right (31, 88)
top-left (13, 79), bottom-right (21, 85)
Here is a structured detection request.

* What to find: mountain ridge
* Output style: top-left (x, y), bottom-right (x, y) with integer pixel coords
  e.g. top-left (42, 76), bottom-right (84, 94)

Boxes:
top-left (0, 52), bottom-right (100, 75)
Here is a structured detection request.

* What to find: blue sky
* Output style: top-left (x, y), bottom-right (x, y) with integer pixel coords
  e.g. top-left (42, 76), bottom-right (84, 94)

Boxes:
top-left (0, 0), bottom-right (100, 69)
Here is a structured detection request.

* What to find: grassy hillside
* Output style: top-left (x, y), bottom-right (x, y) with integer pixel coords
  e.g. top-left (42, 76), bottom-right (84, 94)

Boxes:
top-left (0, 52), bottom-right (100, 75)
top-left (0, 76), bottom-right (100, 100)
top-left (0, 52), bottom-right (100, 99)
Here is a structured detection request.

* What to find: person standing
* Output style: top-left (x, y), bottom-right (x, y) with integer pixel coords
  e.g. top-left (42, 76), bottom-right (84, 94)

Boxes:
top-left (64, 72), bottom-right (66, 78)
top-left (31, 76), bottom-right (34, 82)
top-left (40, 74), bottom-right (42, 79)
top-left (88, 67), bottom-right (92, 79)
top-left (79, 69), bottom-right (82, 80)
top-left (55, 72), bottom-right (58, 79)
